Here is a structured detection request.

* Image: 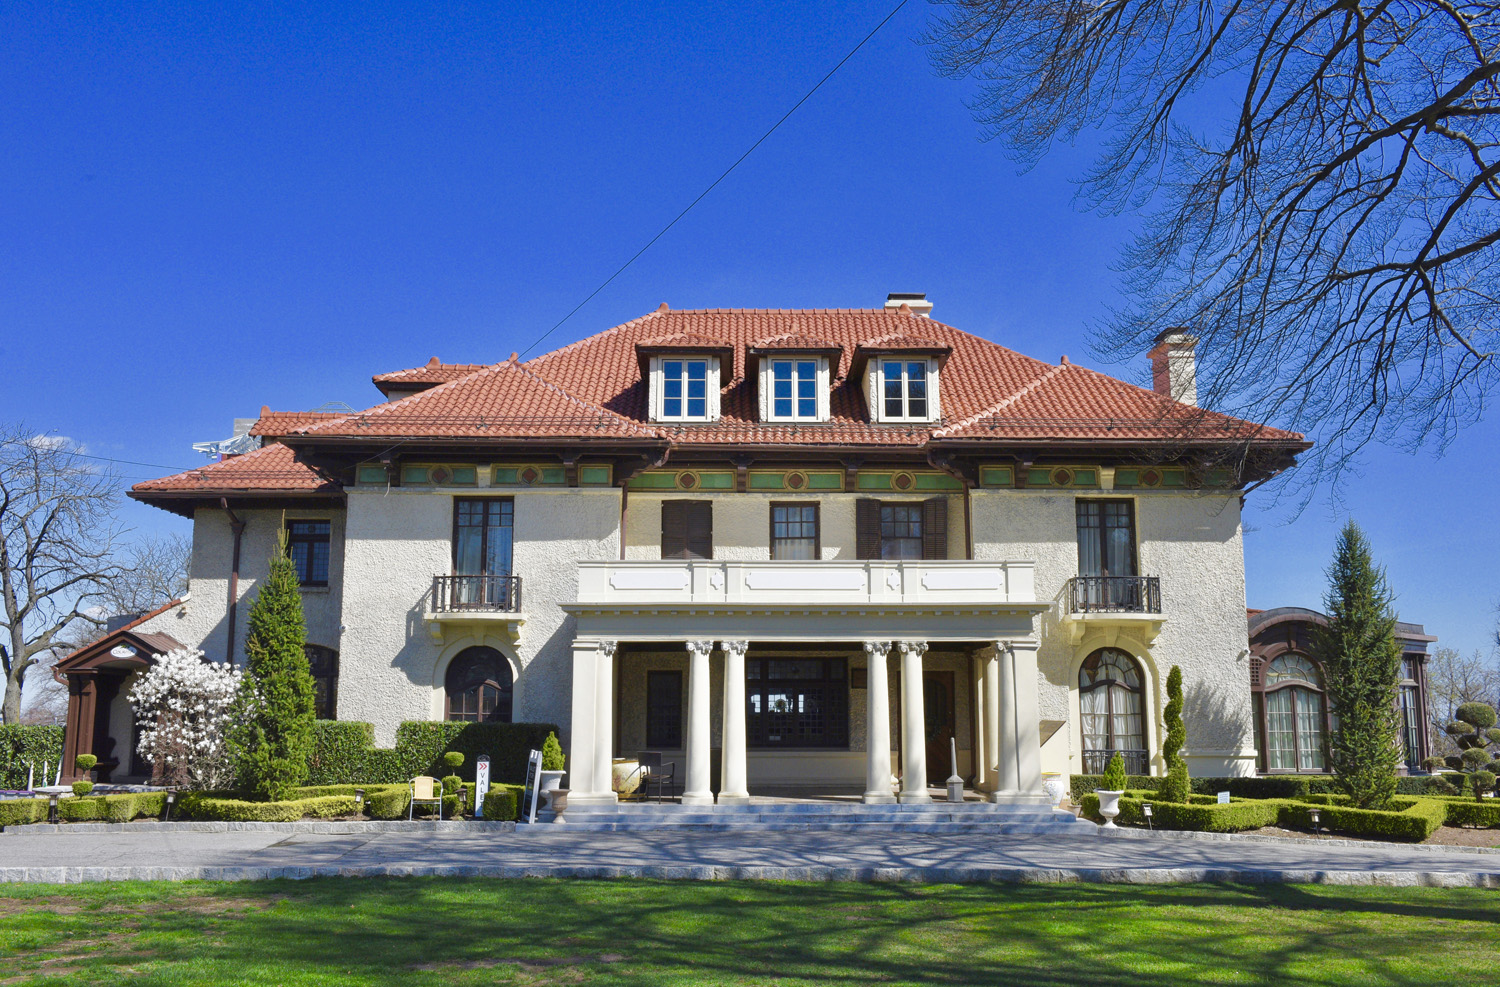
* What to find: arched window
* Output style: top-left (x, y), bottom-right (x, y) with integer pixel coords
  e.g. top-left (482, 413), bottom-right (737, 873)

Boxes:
top-left (1079, 648), bottom-right (1147, 774)
top-left (1262, 653), bottom-right (1326, 772)
top-left (445, 646), bottom-right (513, 723)
top-left (304, 645), bottom-right (339, 721)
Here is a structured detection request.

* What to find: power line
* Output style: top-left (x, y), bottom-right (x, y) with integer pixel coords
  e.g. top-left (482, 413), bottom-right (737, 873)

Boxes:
top-left (0, 438), bottom-right (193, 473)
top-left (518, 0), bottom-right (911, 359)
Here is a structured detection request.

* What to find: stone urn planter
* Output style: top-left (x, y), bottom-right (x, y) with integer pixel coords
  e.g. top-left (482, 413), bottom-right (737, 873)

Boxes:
top-left (1096, 789), bottom-right (1124, 828)
top-left (539, 770), bottom-right (565, 794)
top-left (1041, 772), bottom-right (1067, 808)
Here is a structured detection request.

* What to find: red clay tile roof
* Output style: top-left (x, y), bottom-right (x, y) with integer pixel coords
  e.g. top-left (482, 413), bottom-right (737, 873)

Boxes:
top-left (291, 358), bottom-right (660, 440)
top-left (55, 598), bottom-right (187, 670)
top-left (132, 441), bottom-right (340, 493)
top-left (248, 411), bottom-right (347, 438)
top-left (372, 358), bottom-right (494, 386)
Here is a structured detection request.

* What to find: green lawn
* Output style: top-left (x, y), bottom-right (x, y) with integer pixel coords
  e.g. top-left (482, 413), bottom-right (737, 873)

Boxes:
top-left (1, 878), bottom-right (1496, 985)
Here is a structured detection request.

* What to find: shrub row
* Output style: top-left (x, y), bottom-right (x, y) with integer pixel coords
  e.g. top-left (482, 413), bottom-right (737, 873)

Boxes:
top-left (1081, 792), bottom-right (1455, 841)
top-left (1278, 797), bottom-right (1447, 842)
top-left (1070, 772), bottom-right (1450, 803)
top-left (482, 783), bottom-right (524, 821)
top-left (57, 792), bottom-right (169, 823)
top-left (0, 724), bottom-right (65, 789)
top-left (1080, 792), bottom-right (1282, 832)
top-left (178, 793), bottom-right (359, 822)
top-left (0, 797), bottom-right (48, 827)
top-left (304, 720), bottom-right (560, 786)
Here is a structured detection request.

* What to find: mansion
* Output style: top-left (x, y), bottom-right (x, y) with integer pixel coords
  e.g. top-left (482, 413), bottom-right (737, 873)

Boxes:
top-left (62, 295), bottom-right (1336, 805)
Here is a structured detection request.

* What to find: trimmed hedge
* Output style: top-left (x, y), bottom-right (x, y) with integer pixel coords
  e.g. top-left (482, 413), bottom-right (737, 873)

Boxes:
top-left (1071, 772), bottom-right (1442, 803)
top-left (304, 720), bottom-right (560, 786)
top-left (1279, 796), bottom-right (1446, 842)
top-left (482, 783), bottom-right (524, 821)
top-left (1069, 775), bottom-right (1162, 801)
top-left (1081, 792), bottom-right (1282, 832)
top-left (1082, 790), bottom-right (1451, 841)
top-left (178, 793), bottom-right (358, 822)
top-left (1429, 798), bottom-right (1500, 828)
top-left (0, 724), bottom-right (65, 789)
top-left (0, 797), bottom-right (48, 826)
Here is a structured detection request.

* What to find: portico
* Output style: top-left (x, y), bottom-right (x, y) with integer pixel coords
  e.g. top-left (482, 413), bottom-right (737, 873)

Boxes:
top-left (561, 559), bottom-right (1053, 809)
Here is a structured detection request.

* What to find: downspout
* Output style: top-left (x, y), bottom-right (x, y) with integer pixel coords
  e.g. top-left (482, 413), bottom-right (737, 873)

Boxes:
top-left (221, 497), bottom-right (245, 666)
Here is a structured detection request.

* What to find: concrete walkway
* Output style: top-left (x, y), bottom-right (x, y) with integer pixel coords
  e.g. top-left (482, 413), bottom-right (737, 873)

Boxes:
top-left (3, 824), bottom-right (1498, 886)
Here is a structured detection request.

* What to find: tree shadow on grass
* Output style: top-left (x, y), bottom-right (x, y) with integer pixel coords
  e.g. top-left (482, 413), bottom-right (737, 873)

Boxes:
top-left (7, 879), bottom-right (1497, 987)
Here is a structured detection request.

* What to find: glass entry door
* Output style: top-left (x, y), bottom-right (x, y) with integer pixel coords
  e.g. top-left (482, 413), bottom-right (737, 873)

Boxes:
top-left (453, 499), bottom-right (514, 607)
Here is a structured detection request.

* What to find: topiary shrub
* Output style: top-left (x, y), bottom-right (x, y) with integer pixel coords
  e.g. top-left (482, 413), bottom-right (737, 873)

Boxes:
top-left (541, 732), bottom-right (565, 772)
top-left (236, 532), bottom-right (316, 801)
top-left (440, 751), bottom-right (464, 796)
top-left (1444, 702), bottom-right (1500, 802)
top-left (1157, 666), bottom-right (1189, 802)
top-left (443, 751), bottom-right (464, 771)
top-left (71, 780), bottom-right (94, 796)
top-left (74, 754), bottom-right (97, 777)
top-left (1100, 752), bottom-right (1128, 792)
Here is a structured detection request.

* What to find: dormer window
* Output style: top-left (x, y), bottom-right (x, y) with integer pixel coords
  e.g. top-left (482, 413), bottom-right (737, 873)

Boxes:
top-left (650, 356), bottom-right (720, 422)
top-left (759, 357), bottom-right (830, 422)
top-left (878, 359), bottom-right (938, 422)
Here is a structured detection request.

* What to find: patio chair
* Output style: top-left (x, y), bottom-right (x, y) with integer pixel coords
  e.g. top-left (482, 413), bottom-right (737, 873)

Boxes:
top-left (409, 775), bottom-right (444, 820)
top-left (636, 751), bottom-right (676, 803)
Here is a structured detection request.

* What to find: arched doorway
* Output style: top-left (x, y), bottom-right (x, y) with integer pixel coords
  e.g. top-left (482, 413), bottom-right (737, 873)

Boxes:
top-left (444, 646), bottom-right (514, 723)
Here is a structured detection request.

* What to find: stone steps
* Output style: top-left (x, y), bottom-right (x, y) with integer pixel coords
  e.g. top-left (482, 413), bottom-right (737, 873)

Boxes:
top-left (526, 801), bottom-right (1092, 834)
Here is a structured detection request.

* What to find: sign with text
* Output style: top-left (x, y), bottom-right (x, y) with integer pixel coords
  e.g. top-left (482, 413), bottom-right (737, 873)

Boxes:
top-left (1217, 791), bottom-right (1231, 804)
top-left (522, 749), bottom-right (543, 824)
top-left (474, 755), bottom-right (491, 818)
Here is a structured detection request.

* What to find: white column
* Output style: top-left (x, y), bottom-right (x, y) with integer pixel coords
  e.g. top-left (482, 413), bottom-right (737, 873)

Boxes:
top-left (567, 639), bottom-right (617, 806)
top-left (592, 640), bottom-right (618, 801)
top-left (862, 641), bottom-right (895, 804)
top-left (897, 641), bottom-right (930, 803)
top-left (982, 649), bottom-right (1001, 793)
top-left (992, 639), bottom-right (1050, 805)
top-left (718, 640), bottom-right (750, 805)
top-left (682, 639), bottom-right (715, 806)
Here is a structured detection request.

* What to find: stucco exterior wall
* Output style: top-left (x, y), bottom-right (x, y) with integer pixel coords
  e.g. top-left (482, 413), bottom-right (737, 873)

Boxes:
top-left (623, 492), bottom-right (965, 561)
top-left (971, 488), bottom-right (1255, 777)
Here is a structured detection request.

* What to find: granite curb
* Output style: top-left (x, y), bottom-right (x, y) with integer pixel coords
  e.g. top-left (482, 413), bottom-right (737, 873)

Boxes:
top-left (1, 820), bottom-right (516, 836)
top-left (1, 862), bottom-right (1496, 887)
top-left (1097, 826), bottom-right (1500, 856)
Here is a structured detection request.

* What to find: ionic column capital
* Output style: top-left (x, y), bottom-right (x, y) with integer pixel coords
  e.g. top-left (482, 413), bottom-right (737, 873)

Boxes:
top-left (719, 640), bottom-right (749, 658)
top-left (863, 640), bottom-right (892, 657)
top-left (897, 641), bottom-right (929, 658)
top-left (685, 639), bottom-right (715, 657)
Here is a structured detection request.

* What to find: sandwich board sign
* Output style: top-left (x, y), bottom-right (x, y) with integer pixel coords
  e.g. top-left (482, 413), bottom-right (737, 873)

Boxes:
top-left (522, 749), bottom-right (543, 824)
top-left (474, 755), bottom-right (492, 818)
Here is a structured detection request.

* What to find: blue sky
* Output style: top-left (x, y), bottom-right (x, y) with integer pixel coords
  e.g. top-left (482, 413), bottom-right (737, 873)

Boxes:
top-left (3, 2), bottom-right (1495, 657)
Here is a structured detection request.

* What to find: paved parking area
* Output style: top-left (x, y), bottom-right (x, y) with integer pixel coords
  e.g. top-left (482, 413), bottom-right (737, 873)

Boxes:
top-left (3, 825), bottom-right (1498, 885)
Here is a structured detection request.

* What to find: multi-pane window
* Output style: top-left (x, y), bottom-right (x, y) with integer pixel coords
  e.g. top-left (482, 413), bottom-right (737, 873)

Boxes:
top-left (1262, 654), bottom-right (1326, 772)
top-left (1399, 657), bottom-right (1423, 770)
top-left (770, 359), bottom-right (819, 420)
top-left (1076, 501), bottom-right (1137, 577)
top-left (747, 658), bottom-right (848, 749)
top-left (881, 360), bottom-right (930, 420)
top-left (445, 646), bottom-right (513, 723)
top-left (771, 503), bottom-right (819, 560)
top-left (646, 671), bottom-right (683, 748)
top-left (1078, 649), bottom-right (1147, 774)
top-left (286, 520), bottom-right (331, 587)
top-left (661, 359), bottom-right (710, 420)
top-left (454, 499), bottom-right (514, 607)
top-left (879, 503), bottom-right (924, 559)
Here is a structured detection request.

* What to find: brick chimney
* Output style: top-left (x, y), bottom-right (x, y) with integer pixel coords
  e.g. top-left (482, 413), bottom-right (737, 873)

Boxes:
top-left (1148, 329), bottom-right (1198, 406)
top-left (884, 292), bottom-right (933, 318)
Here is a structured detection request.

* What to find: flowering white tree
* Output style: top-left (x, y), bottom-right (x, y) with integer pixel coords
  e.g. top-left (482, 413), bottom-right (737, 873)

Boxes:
top-left (129, 649), bottom-right (246, 789)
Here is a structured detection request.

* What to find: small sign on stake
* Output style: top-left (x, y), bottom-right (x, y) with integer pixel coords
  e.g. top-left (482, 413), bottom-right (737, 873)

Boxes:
top-left (522, 749), bottom-right (544, 824)
top-left (1216, 791), bottom-right (1231, 804)
top-left (474, 755), bottom-right (491, 818)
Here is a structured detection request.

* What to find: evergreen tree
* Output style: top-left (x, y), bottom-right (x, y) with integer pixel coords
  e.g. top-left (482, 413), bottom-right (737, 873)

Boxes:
top-left (1158, 665), bottom-right (1190, 802)
top-left (237, 532), bottom-right (315, 801)
top-left (1313, 521), bottom-right (1403, 809)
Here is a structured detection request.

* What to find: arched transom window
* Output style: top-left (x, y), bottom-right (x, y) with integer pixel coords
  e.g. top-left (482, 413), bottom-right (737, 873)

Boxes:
top-left (1078, 648), bottom-right (1146, 774)
top-left (445, 646), bottom-right (514, 723)
top-left (1262, 654), bottom-right (1326, 772)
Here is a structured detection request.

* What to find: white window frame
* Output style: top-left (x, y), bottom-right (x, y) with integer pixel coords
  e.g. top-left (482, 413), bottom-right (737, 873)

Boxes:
top-left (759, 356), bottom-right (830, 423)
top-left (867, 357), bottom-right (940, 423)
top-left (650, 356), bottom-right (720, 423)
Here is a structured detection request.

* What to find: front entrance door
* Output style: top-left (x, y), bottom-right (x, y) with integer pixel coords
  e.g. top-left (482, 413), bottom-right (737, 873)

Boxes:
top-left (923, 671), bottom-right (956, 781)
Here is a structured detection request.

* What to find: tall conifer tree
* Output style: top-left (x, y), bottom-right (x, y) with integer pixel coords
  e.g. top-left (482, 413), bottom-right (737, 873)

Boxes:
top-left (1314, 522), bottom-right (1403, 809)
top-left (237, 531), bottom-right (315, 800)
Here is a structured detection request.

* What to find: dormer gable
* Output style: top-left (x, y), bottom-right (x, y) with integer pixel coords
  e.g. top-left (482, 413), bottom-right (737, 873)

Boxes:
top-left (635, 335), bottom-right (732, 423)
top-left (747, 334), bottom-right (842, 423)
top-left (853, 335), bottom-right (953, 424)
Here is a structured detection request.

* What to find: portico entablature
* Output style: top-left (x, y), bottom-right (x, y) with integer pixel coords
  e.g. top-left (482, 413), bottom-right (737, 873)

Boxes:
top-left (559, 604), bottom-right (1047, 644)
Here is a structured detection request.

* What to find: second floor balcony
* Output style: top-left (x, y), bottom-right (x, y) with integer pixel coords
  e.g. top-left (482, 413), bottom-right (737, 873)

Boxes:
top-left (424, 574), bottom-right (525, 644)
top-left (1061, 575), bottom-right (1165, 646)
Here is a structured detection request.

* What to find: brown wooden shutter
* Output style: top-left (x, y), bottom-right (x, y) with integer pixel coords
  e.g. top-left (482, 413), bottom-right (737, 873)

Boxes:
top-left (856, 499), bottom-right (882, 560)
top-left (684, 501), bottom-right (713, 559)
top-left (922, 497), bottom-right (948, 560)
top-left (661, 501), bottom-right (687, 558)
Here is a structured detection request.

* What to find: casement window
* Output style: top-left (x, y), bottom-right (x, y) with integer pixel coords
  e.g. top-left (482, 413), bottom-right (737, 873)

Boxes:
top-left (1078, 649), bottom-right (1147, 774)
top-left (1259, 654), bottom-right (1327, 772)
top-left (304, 645), bottom-right (339, 721)
top-left (1399, 657), bottom-right (1424, 770)
top-left (651, 357), bottom-right (720, 422)
top-left (872, 359), bottom-right (939, 423)
top-left (286, 520), bottom-right (331, 587)
top-left (1075, 500), bottom-right (1137, 577)
top-left (661, 500), bottom-right (713, 559)
top-left (770, 503), bottom-right (819, 560)
top-left (855, 498), bottom-right (948, 560)
top-left (747, 658), bottom-right (849, 749)
top-left (445, 645), bottom-right (513, 723)
top-left (453, 498), bottom-right (514, 606)
top-left (646, 670), bottom-right (684, 748)
top-left (760, 357), bottom-right (829, 422)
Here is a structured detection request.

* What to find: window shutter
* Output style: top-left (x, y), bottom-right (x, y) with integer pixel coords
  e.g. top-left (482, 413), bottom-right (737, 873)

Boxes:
top-left (855, 499), bottom-right (882, 560)
top-left (685, 501), bottom-right (713, 559)
top-left (922, 497), bottom-right (948, 560)
top-left (661, 501), bottom-right (687, 559)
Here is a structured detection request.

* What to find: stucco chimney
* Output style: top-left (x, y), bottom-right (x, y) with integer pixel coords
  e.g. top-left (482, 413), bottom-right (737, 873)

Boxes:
top-left (885, 292), bottom-right (933, 318)
top-left (1148, 329), bottom-right (1198, 406)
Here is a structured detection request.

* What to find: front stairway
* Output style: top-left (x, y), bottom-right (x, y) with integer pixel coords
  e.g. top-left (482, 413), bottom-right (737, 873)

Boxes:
top-left (530, 800), bottom-right (1091, 835)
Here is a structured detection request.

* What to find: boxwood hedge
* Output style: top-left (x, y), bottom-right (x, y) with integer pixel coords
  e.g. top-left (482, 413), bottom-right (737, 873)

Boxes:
top-left (304, 720), bottom-right (560, 786)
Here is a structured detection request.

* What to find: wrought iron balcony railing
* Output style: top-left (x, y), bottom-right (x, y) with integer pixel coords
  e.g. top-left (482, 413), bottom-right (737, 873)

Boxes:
top-left (1067, 575), bottom-right (1162, 614)
top-left (1081, 749), bottom-right (1151, 776)
top-left (431, 574), bottom-right (522, 613)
